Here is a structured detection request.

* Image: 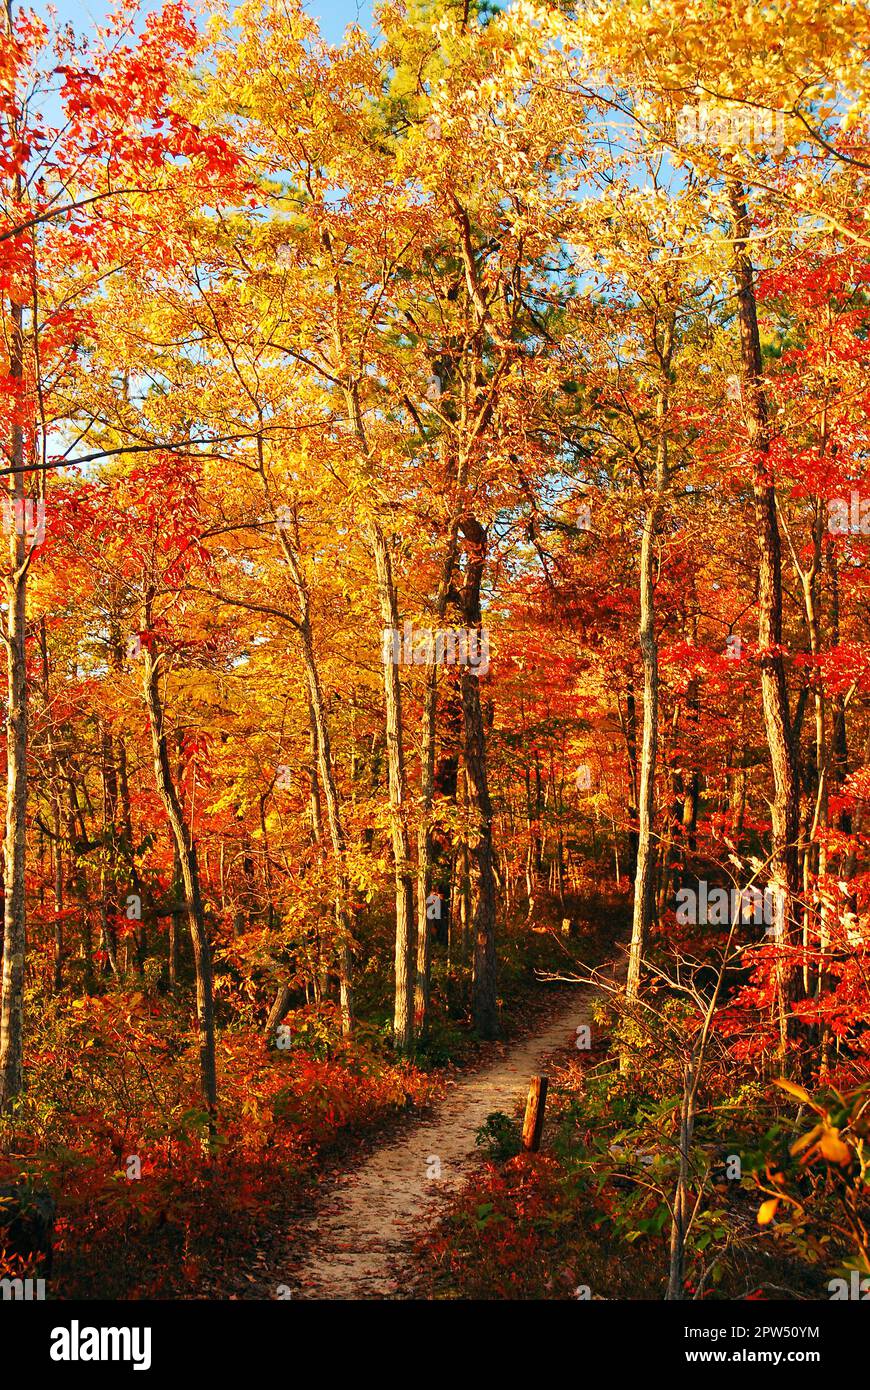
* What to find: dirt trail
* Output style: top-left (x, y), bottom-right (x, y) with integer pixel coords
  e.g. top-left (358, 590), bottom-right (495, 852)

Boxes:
top-left (290, 991), bottom-right (592, 1299)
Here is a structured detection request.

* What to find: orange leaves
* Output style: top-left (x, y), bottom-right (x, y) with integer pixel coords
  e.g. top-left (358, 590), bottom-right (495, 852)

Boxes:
top-left (815, 1130), bottom-right (853, 1166)
top-left (790, 1122), bottom-right (854, 1168)
top-left (773, 1078), bottom-right (857, 1169)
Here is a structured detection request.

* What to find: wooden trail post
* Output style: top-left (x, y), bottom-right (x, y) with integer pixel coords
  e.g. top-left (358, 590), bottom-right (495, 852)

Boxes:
top-left (521, 1074), bottom-right (548, 1152)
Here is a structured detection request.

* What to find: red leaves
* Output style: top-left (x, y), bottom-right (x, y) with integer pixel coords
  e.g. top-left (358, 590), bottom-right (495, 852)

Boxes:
top-left (1, 0), bottom-right (243, 306)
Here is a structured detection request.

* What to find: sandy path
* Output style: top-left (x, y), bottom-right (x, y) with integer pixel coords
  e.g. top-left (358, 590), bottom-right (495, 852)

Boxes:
top-left (290, 991), bottom-right (591, 1299)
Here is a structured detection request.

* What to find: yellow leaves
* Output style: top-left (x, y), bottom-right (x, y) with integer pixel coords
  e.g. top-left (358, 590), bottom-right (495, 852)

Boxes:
top-left (774, 1078), bottom-right (855, 1169)
top-left (817, 1130), bottom-right (852, 1166)
top-left (757, 1198), bottom-right (779, 1225)
top-left (775, 1077), bottom-right (811, 1104)
top-left (838, 107), bottom-right (854, 134)
top-left (790, 1124), bottom-right (823, 1157)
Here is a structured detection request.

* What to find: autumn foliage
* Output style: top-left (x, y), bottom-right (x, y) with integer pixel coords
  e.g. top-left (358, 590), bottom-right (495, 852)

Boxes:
top-left (0, 0), bottom-right (868, 1300)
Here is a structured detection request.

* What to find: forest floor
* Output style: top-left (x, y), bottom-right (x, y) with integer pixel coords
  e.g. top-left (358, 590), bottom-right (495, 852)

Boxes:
top-left (265, 982), bottom-right (602, 1299)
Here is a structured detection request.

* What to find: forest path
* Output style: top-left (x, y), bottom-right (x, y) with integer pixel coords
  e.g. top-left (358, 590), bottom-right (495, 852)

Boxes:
top-left (288, 988), bottom-right (594, 1299)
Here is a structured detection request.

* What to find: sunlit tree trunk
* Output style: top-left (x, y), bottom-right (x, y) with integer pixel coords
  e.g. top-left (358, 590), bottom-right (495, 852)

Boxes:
top-left (415, 535), bottom-right (459, 1039)
top-left (275, 516), bottom-right (354, 1035)
top-left (626, 315), bottom-right (674, 1003)
top-left (622, 680), bottom-right (639, 880)
top-left (415, 663), bottom-right (438, 1040)
top-left (299, 621), bottom-right (354, 1035)
top-left (98, 725), bottom-right (120, 977)
top-left (38, 617), bottom-right (64, 990)
top-left (0, 296), bottom-right (28, 1109)
top-left (369, 520), bottom-right (416, 1050)
top-left (142, 646), bottom-right (217, 1117)
top-left (728, 182), bottom-right (801, 1065)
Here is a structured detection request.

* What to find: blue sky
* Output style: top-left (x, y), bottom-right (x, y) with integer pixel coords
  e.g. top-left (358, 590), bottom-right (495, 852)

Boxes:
top-left (42, 0), bottom-right (374, 46)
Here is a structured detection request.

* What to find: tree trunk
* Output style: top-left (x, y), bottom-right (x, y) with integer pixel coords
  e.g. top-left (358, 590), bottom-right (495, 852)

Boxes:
top-left (623, 680), bottom-right (640, 879)
top-left (626, 314), bottom-right (674, 1003)
top-left (728, 181), bottom-right (802, 1065)
top-left (64, 780), bottom-right (94, 995)
top-left (51, 799), bottom-right (63, 991)
top-left (99, 725), bottom-right (119, 977)
top-left (116, 729), bottom-right (146, 969)
top-left (38, 616), bottom-right (64, 991)
top-left (666, 1054), bottom-right (697, 1300)
top-left (142, 648), bottom-right (217, 1118)
top-left (415, 662), bottom-right (438, 1041)
top-left (0, 298), bottom-right (29, 1110)
top-left (369, 521), bottom-right (416, 1050)
top-left (271, 500), bottom-right (353, 1035)
top-left (264, 983), bottom-right (293, 1047)
top-left (457, 517), bottom-right (498, 1038)
top-left (415, 539), bottom-right (459, 1039)
top-left (299, 623), bottom-right (354, 1036)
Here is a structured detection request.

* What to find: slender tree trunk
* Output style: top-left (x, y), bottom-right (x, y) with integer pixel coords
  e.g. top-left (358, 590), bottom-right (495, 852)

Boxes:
top-left (269, 494), bottom-right (353, 1035)
top-left (116, 736), bottom-right (146, 970)
top-left (304, 695), bottom-right (328, 1005)
top-left (681, 665), bottom-right (701, 860)
top-left (38, 617), bottom-right (64, 990)
top-left (656, 701), bottom-right (682, 919)
top-left (169, 844), bottom-right (182, 991)
top-left (65, 782), bottom-right (94, 995)
top-left (51, 798), bottom-right (63, 991)
top-left (300, 632), bottom-right (354, 1034)
top-left (821, 541), bottom-right (847, 1075)
top-left (99, 726), bottom-right (119, 977)
top-left (415, 662), bottom-right (438, 1040)
top-left (626, 512), bottom-right (660, 1001)
top-left (462, 667), bottom-right (498, 1036)
top-left (623, 681), bottom-right (640, 879)
top-left (666, 1054), bottom-right (697, 1300)
top-left (306, 695), bottom-right (323, 845)
top-left (369, 521), bottom-right (416, 1050)
top-left (415, 538), bottom-right (459, 1039)
top-left (142, 649), bottom-right (217, 1117)
top-left (626, 315), bottom-right (674, 1003)
top-left (728, 181), bottom-right (802, 1065)
top-left (828, 543), bottom-right (849, 829)
top-left (0, 298), bottom-right (29, 1109)
top-left (798, 506), bottom-right (826, 1000)
top-left (457, 517), bottom-right (498, 1038)
top-left (458, 833), bottom-right (471, 959)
